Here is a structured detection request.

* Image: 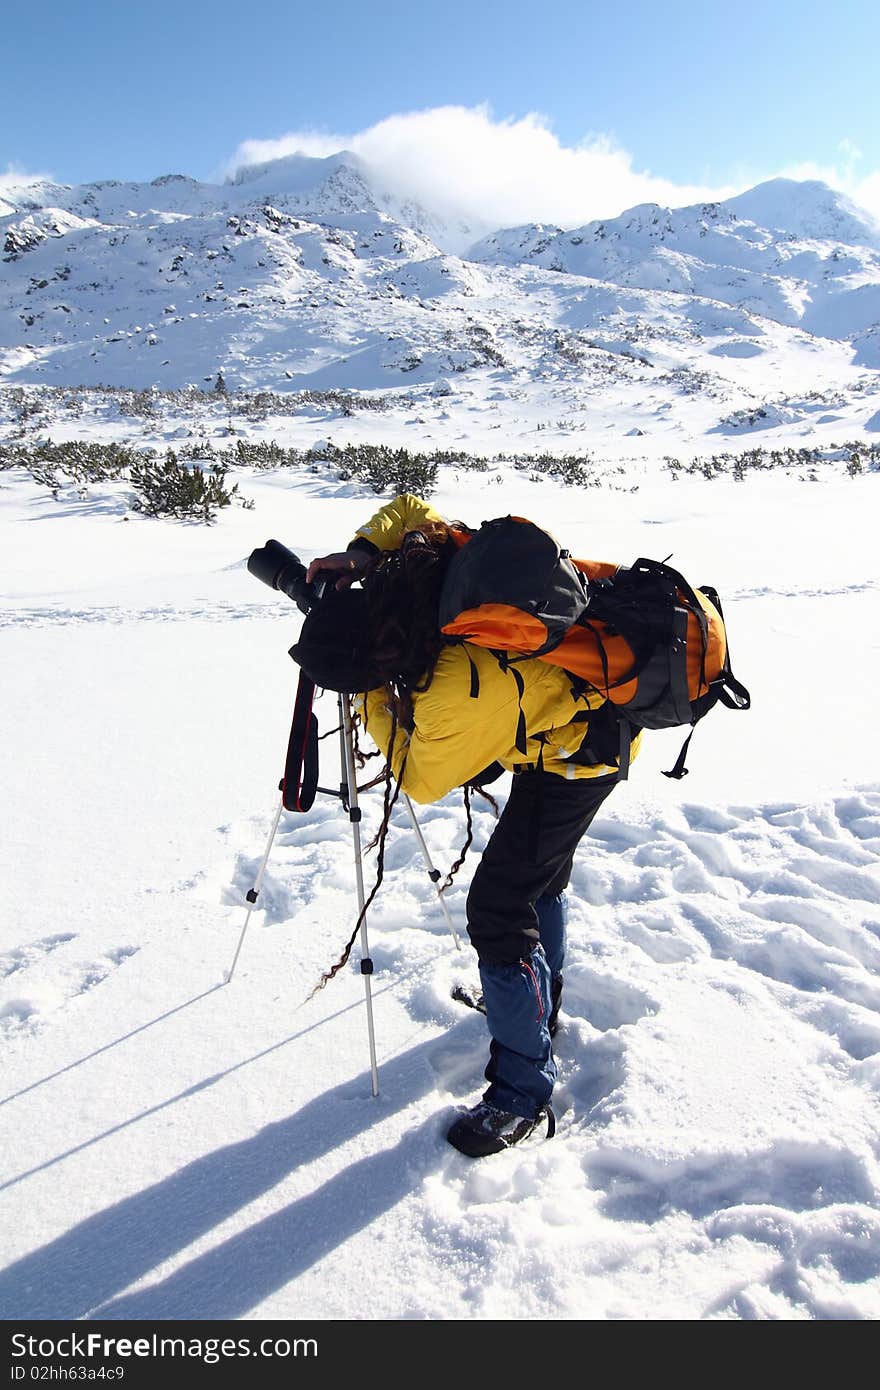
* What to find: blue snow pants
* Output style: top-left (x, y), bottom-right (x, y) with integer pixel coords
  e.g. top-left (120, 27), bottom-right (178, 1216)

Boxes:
top-left (466, 769), bottom-right (618, 1118)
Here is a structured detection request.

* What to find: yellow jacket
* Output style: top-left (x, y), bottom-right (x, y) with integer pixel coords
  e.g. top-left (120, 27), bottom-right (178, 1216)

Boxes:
top-left (353, 495), bottom-right (637, 804)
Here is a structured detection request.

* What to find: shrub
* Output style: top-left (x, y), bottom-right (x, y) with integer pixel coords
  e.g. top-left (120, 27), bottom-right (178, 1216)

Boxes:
top-left (130, 450), bottom-right (241, 522)
top-left (335, 443), bottom-right (438, 495)
top-left (510, 451), bottom-right (597, 487)
top-left (663, 441), bottom-right (880, 481)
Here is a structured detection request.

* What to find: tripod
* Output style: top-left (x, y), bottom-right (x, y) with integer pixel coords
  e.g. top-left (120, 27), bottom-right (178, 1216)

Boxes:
top-left (225, 682), bottom-right (461, 1097)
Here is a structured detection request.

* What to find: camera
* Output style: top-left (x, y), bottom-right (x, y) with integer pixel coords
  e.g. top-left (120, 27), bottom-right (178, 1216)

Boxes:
top-left (248, 540), bottom-right (318, 614)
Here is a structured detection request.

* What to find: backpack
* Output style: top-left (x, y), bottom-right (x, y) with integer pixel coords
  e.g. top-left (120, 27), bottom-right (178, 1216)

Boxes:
top-left (437, 515), bottom-right (750, 779)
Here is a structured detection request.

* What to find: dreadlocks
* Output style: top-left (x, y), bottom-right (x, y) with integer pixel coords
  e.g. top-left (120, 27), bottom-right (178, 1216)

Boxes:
top-left (362, 523), bottom-right (459, 725)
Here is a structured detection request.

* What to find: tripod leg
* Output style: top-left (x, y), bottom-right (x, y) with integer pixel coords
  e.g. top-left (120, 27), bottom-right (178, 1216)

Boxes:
top-left (225, 795), bottom-right (285, 984)
top-left (403, 796), bottom-right (462, 950)
top-left (340, 694), bottom-right (380, 1097)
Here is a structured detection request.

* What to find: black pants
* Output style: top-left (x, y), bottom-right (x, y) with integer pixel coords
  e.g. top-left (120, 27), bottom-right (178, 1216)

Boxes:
top-left (466, 770), bottom-right (619, 966)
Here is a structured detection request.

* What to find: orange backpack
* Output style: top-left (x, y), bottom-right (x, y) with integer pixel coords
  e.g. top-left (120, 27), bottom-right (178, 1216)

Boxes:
top-left (437, 516), bottom-right (750, 778)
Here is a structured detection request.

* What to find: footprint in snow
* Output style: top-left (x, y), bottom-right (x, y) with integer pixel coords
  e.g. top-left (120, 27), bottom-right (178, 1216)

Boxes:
top-left (679, 898), bottom-right (880, 1015)
top-left (0, 999), bottom-right (38, 1035)
top-left (743, 895), bottom-right (880, 971)
top-left (73, 947), bottom-right (139, 996)
top-left (562, 963), bottom-right (659, 1032)
top-left (618, 906), bottom-right (704, 964)
top-left (704, 1205), bottom-right (880, 1319)
top-left (0, 933), bottom-right (76, 979)
top-left (584, 1138), bottom-right (877, 1225)
top-left (0, 945), bottom-right (139, 1039)
top-left (790, 994), bottom-right (880, 1061)
top-left (681, 803), bottom-right (742, 834)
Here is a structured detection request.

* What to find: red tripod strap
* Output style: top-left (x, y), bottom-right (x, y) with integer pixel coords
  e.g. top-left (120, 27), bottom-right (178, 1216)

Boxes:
top-left (282, 672), bottom-right (319, 812)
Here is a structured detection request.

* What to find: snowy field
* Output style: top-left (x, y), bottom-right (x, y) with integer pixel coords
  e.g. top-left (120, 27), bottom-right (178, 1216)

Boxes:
top-left (2, 425), bottom-right (880, 1321)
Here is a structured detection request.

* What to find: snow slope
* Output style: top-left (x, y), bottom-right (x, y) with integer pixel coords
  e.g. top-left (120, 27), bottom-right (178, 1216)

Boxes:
top-left (1, 440), bottom-right (879, 1320)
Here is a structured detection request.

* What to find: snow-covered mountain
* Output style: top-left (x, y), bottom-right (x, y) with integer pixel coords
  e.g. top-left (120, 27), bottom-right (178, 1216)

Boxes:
top-left (228, 149), bottom-right (488, 251)
top-left (0, 153), bottom-right (491, 394)
top-left (1, 157), bottom-right (879, 422)
top-left (469, 179), bottom-right (880, 341)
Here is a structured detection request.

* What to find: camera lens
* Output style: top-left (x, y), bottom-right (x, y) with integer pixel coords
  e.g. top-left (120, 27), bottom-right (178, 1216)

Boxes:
top-left (248, 540), bottom-right (316, 613)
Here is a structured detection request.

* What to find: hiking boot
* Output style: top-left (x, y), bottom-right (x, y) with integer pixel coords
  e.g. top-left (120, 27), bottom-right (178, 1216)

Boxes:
top-left (446, 1100), bottom-right (556, 1158)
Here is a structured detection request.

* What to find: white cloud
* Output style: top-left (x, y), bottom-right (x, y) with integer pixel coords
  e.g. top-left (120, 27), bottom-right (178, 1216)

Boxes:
top-left (854, 170), bottom-right (880, 220)
top-left (837, 137), bottom-right (863, 163)
top-left (231, 130), bottom-right (345, 166)
top-left (772, 156), bottom-right (880, 222)
top-left (0, 164), bottom-right (54, 207)
top-left (226, 105), bottom-right (738, 230)
top-left (226, 105), bottom-right (880, 232)
top-left (0, 164), bottom-right (52, 191)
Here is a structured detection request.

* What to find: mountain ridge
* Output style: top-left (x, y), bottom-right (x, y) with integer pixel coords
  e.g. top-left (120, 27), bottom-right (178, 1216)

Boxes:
top-left (1, 155), bottom-right (879, 427)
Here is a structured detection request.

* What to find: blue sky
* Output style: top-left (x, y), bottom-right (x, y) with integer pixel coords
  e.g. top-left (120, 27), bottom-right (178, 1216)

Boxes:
top-left (4, 0), bottom-right (879, 221)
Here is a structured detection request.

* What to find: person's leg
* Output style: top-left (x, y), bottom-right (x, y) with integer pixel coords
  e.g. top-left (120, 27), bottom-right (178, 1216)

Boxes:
top-left (535, 888), bottom-right (568, 1036)
top-left (477, 945), bottom-right (556, 1117)
top-left (536, 849), bottom-right (578, 1030)
top-left (467, 771), bottom-right (615, 965)
top-left (464, 770), bottom-right (617, 1120)
top-left (535, 887), bottom-right (567, 977)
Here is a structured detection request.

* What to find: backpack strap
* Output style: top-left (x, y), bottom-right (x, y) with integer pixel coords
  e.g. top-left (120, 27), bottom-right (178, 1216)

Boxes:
top-left (660, 588), bottom-right (751, 778)
top-left (699, 584), bottom-right (751, 712)
top-left (717, 673), bottom-right (751, 710)
top-left (617, 717), bottom-right (632, 781)
top-left (497, 654), bottom-right (529, 755)
top-left (662, 726), bottom-right (695, 780)
top-left (465, 650), bottom-right (480, 699)
top-left (528, 737), bottom-right (547, 860)
top-left (577, 607), bottom-right (672, 697)
top-left (578, 616), bottom-right (615, 697)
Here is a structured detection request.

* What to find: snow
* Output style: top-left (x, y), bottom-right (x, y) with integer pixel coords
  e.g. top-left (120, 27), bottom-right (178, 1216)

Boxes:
top-left (1, 164), bottom-right (879, 1322)
top-left (469, 183), bottom-right (880, 343)
top-left (1, 425), bottom-right (880, 1322)
top-left (725, 179), bottom-right (880, 249)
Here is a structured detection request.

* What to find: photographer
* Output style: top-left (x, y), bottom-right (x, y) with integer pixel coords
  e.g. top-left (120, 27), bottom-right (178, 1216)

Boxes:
top-left (295, 494), bottom-right (632, 1157)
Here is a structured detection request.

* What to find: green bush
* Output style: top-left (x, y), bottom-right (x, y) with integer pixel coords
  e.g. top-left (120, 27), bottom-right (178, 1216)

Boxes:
top-left (130, 450), bottom-right (241, 522)
top-left (663, 441), bottom-right (880, 480)
top-left (510, 451), bottom-right (598, 487)
top-left (336, 443), bottom-right (438, 494)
